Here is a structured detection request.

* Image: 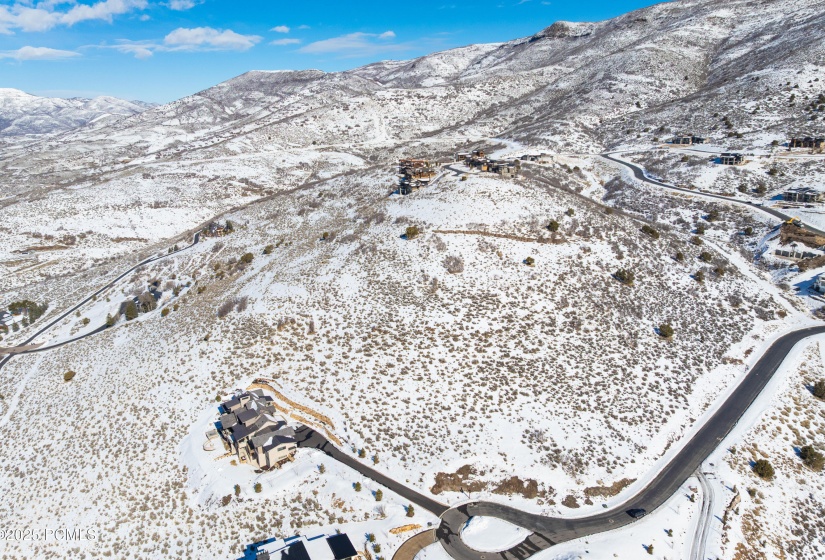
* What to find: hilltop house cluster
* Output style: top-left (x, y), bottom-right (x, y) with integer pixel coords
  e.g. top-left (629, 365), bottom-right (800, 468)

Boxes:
top-left (456, 149), bottom-right (521, 177)
top-left (246, 533), bottom-right (358, 560)
top-left (398, 158), bottom-right (437, 195)
top-left (217, 389), bottom-right (297, 469)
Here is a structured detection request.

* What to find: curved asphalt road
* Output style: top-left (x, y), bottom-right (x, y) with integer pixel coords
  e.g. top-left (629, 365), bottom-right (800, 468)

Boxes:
top-left (601, 151), bottom-right (825, 237)
top-left (294, 326), bottom-right (825, 559)
top-left (0, 232), bottom-right (199, 372)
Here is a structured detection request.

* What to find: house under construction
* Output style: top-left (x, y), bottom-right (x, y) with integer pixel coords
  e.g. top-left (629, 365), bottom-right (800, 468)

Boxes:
top-left (398, 158), bottom-right (437, 195)
top-left (669, 135), bottom-right (707, 145)
top-left (718, 152), bottom-right (745, 165)
top-left (789, 137), bottom-right (824, 150)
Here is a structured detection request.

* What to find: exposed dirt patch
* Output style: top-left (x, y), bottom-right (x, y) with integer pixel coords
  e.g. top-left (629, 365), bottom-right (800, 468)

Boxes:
top-left (797, 254), bottom-right (825, 272)
top-left (561, 495), bottom-right (580, 509)
top-left (583, 478), bottom-right (636, 498)
top-left (112, 236), bottom-right (149, 243)
top-left (779, 223), bottom-right (825, 249)
top-left (492, 476), bottom-right (541, 499)
top-left (431, 465), bottom-right (487, 495)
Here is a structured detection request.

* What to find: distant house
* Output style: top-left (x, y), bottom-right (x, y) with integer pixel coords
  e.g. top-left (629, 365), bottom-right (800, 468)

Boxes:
top-left (520, 153), bottom-right (551, 163)
top-left (783, 187), bottom-right (824, 204)
top-left (718, 152), bottom-right (745, 165)
top-left (218, 389), bottom-right (297, 469)
top-left (670, 136), bottom-right (707, 145)
top-left (490, 160), bottom-right (521, 177)
top-left (248, 533), bottom-right (358, 560)
top-left (814, 274), bottom-right (825, 293)
top-left (397, 158), bottom-right (437, 195)
top-left (0, 311), bottom-right (12, 327)
top-left (789, 137), bottom-right (825, 149)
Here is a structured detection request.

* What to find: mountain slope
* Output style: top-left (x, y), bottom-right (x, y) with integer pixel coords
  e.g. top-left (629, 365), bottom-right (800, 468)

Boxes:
top-left (0, 88), bottom-right (153, 137)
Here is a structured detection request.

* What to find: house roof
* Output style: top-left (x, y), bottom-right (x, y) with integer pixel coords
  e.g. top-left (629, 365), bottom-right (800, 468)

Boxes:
top-left (236, 407), bottom-right (259, 425)
top-left (218, 413), bottom-right (238, 429)
top-left (326, 535), bottom-right (357, 560)
top-left (305, 535), bottom-right (337, 560)
top-left (257, 434), bottom-right (297, 453)
top-left (221, 397), bottom-right (241, 412)
top-left (255, 534), bottom-right (356, 560)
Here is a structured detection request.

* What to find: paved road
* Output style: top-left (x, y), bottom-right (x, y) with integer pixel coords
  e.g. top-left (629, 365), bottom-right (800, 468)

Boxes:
top-left (435, 325), bottom-right (825, 560)
top-left (0, 232), bottom-right (199, 372)
top-left (391, 529), bottom-right (437, 560)
top-left (601, 152), bottom-right (825, 237)
top-left (294, 426), bottom-right (449, 516)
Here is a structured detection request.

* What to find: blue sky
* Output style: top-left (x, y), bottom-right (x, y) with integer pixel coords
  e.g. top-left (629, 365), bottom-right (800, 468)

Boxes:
top-left (0, 0), bottom-right (663, 103)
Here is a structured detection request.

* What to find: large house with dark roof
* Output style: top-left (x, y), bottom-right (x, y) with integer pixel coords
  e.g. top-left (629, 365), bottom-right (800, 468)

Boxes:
top-left (218, 389), bottom-right (297, 469)
top-left (247, 533), bottom-right (358, 560)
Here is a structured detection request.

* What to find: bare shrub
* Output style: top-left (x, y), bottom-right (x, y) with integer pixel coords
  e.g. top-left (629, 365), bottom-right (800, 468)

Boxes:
top-left (217, 300), bottom-right (235, 318)
top-left (444, 255), bottom-right (464, 274)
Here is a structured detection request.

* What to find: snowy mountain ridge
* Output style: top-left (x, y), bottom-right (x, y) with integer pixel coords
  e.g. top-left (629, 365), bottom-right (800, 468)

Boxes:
top-left (0, 88), bottom-right (153, 137)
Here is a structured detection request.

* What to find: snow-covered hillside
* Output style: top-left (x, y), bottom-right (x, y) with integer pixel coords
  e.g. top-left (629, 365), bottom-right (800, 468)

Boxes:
top-left (0, 88), bottom-right (152, 137)
top-left (1, 0), bottom-right (825, 559)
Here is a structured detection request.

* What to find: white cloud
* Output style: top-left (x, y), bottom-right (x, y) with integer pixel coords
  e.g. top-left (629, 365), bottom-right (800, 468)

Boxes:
top-left (166, 0), bottom-right (203, 10)
top-left (62, 0), bottom-right (147, 26)
top-left (0, 45), bottom-right (81, 60)
top-left (102, 27), bottom-right (262, 58)
top-left (163, 27), bottom-right (262, 51)
top-left (0, 0), bottom-right (147, 32)
top-left (270, 38), bottom-right (300, 46)
top-left (271, 25), bottom-right (289, 33)
top-left (299, 31), bottom-right (400, 55)
top-left (9, 8), bottom-right (61, 32)
top-left (112, 41), bottom-right (154, 58)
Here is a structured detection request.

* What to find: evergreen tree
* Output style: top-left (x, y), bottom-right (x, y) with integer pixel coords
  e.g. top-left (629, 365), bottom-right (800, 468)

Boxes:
top-left (124, 301), bottom-right (139, 321)
top-left (753, 459), bottom-right (774, 480)
top-left (800, 445), bottom-right (825, 471)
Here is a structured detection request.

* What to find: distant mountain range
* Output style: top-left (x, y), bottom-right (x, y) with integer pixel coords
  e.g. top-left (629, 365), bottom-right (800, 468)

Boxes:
top-left (0, 88), bottom-right (153, 137)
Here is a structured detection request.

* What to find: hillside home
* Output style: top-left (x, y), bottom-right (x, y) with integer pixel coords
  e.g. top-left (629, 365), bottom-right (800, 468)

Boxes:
top-left (0, 311), bottom-right (12, 327)
top-left (247, 533), bottom-right (358, 560)
top-left (204, 221), bottom-right (231, 237)
top-left (718, 152), bottom-right (745, 165)
top-left (814, 274), bottom-right (825, 293)
top-left (218, 389), bottom-right (297, 469)
top-left (789, 137), bottom-right (825, 149)
top-left (491, 160), bottom-right (521, 177)
top-left (398, 158), bottom-right (437, 195)
top-left (782, 187), bottom-right (824, 204)
top-left (520, 153), bottom-right (551, 163)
